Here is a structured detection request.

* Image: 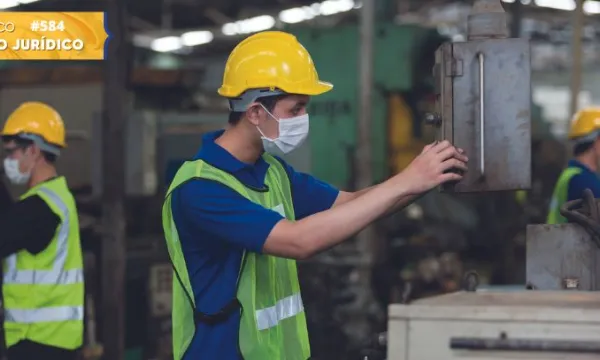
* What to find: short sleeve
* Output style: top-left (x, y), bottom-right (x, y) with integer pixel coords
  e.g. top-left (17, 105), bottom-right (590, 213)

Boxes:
top-left (568, 173), bottom-right (600, 201)
top-left (274, 157), bottom-right (339, 220)
top-left (172, 179), bottom-right (285, 253)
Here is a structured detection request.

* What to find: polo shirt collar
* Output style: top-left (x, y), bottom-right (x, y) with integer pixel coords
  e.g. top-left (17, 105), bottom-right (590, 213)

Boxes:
top-left (569, 159), bottom-right (595, 174)
top-left (195, 129), bottom-right (268, 174)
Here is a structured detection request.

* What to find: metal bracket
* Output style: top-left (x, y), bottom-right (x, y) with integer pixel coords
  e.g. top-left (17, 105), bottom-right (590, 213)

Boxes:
top-left (445, 58), bottom-right (463, 77)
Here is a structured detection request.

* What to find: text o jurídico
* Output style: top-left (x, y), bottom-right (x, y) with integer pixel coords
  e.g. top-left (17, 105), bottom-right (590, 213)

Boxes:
top-left (0, 38), bottom-right (84, 51)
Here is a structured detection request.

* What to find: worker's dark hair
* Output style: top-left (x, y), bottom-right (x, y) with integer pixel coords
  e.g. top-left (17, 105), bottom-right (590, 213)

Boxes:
top-left (1, 135), bottom-right (58, 163)
top-left (573, 138), bottom-right (598, 157)
top-left (228, 94), bottom-right (289, 126)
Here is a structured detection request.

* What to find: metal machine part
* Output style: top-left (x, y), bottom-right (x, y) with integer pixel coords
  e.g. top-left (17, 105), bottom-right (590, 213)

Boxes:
top-left (526, 223), bottom-right (600, 291)
top-left (428, 0), bottom-right (531, 192)
top-left (388, 291), bottom-right (600, 360)
top-left (526, 189), bottom-right (600, 291)
top-left (467, 0), bottom-right (509, 40)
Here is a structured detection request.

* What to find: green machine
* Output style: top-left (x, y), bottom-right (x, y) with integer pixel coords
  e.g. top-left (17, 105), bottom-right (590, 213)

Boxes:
top-left (290, 23), bottom-right (447, 189)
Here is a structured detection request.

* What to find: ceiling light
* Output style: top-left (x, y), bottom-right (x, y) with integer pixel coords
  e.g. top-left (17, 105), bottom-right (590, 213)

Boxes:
top-left (0, 0), bottom-right (20, 9)
top-left (222, 15), bottom-right (275, 36)
top-left (181, 30), bottom-right (214, 46)
top-left (151, 36), bottom-right (182, 52)
top-left (535, 0), bottom-right (575, 11)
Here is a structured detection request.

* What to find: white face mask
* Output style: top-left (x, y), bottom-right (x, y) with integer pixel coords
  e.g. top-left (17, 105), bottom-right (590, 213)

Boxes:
top-left (258, 106), bottom-right (310, 155)
top-left (3, 158), bottom-right (31, 185)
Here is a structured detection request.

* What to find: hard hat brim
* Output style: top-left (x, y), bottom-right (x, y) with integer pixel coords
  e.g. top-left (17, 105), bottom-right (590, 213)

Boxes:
top-left (301, 81), bottom-right (334, 96)
top-left (218, 81), bottom-right (334, 99)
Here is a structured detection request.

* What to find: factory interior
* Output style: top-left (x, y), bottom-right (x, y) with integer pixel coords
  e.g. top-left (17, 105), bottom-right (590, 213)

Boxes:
top-left (2, 0), bottom-right (600, 359)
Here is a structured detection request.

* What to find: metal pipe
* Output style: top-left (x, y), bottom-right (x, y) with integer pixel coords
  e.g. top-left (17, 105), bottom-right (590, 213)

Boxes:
top-left (356, 0), bottom-right (375, 262)
top-left (569, 0), bottom-right (584, 118)
top-left (101, 0), bottom-right (130, 358)
top-left (354, 0), bottom-right (379, 328)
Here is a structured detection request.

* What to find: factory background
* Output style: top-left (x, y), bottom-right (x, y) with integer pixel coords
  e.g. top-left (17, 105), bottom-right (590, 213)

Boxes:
top-left (0, 0), bottom-right (598, 359)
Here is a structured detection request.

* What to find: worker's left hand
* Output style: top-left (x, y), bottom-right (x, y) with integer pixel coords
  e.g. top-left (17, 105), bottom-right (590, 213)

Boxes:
top-left (394, 140), bottom-right (468, 195)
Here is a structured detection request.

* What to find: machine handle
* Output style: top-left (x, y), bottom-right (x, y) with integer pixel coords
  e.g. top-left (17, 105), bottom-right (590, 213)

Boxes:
top-left (477, 52), bottom-right (485, 178)
top-left (450, 336), bottom-right (600, 353)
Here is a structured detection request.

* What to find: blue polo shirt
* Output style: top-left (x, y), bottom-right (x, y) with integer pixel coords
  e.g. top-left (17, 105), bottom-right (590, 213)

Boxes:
top-left (170, 130), bottom-right (339, 360)
top-left (567, 159), bottom-right (600, 201)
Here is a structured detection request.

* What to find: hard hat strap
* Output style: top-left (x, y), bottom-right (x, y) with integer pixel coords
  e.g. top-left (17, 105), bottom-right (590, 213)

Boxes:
top-left (228, 88), bottom-right (285, 112)
top-left (17, 133), bottom-right (61, 156)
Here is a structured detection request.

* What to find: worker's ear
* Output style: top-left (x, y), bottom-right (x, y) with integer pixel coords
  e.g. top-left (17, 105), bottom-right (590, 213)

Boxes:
top-left (594, 136), bottom-right (600, 155)
top-left (245, 103), bottom-right (264, 126)
top-left (27, 144), bottom-right (43, 160)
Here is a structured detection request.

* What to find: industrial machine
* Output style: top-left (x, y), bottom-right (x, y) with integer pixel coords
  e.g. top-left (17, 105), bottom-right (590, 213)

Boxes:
top-left (292, 22), bottom-right (447, 188)
top-left (387, 0), bottom-right (600, 359)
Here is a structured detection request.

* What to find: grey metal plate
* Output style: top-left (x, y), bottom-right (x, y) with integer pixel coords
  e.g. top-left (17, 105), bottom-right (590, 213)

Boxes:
top-left (526, 224), bottom-right (600, 291)
top-left (446, 39), bottom-right (532, 192)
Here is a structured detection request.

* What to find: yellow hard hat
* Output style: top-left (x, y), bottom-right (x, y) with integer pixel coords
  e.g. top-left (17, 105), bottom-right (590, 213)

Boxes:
top-left (568, 108), bottom-right (600, 141)
top-left (218, 31), bottom-right (333, 98)
top-left (1, 101), bottom-right (66, 147)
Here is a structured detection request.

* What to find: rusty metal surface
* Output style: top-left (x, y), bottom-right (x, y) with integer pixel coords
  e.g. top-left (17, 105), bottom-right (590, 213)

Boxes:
top-left (526, 224), bottom-right (600, 291)
top-left (438, 38), bottom-right (531, 192)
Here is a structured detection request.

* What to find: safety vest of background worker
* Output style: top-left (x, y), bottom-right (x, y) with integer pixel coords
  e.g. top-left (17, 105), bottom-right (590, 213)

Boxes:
top-left (163, 31), bottom-right (467, 360)
top-left (0, 102), bottom-right (83, 360)
top-left (547, 108), bottom-right (600, 224)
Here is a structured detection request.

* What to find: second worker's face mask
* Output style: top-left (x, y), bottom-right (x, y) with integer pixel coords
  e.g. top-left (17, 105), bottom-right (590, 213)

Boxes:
top-left (257, 105), bottom-right (309, 155)
top-left (3, 157), bottom-right (31, 185)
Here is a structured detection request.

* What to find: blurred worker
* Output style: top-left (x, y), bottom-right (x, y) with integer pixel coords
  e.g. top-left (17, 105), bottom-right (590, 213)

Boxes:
top-left (0, 102), bottom-right (83, 360)
top-left (162, 31), bottom-right (468, 360)
top-left (547, 108), bottom-right (600, 224)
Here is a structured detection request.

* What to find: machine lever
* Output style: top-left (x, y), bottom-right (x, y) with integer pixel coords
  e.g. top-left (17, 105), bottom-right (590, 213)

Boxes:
top-left (477, 52), bottom-right (485, 178)
top-left (450, 336), bottom-right (600, 353)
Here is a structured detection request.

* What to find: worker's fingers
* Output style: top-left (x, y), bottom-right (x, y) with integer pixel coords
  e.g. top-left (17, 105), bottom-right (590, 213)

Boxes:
top-left (439, 172), bottom-right (463, 183)
top-left (437, 146), bottom-right (469, 163)
top-left (431, 140), bottom-right (452, 153)
top-left (421, 141), bottom-right (437, 153)
top-left (440, 158), bottom-right (468, 173)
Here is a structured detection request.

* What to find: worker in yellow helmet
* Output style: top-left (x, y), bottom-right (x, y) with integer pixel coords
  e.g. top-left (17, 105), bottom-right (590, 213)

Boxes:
top-left (547, 108), bottom-right (600, 224)
top-left (162, 31), bottom-right (468, 360)
top-left (0, 102), bottom-right (83, 359)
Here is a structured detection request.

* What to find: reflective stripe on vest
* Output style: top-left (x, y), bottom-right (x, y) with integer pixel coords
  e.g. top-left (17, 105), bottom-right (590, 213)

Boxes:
top-left (5, 305), bottom-right (84, 323)
top-left (3, 187), bottom-right (84, 287)
top-left (163, 154), bottom-right (310, 360)
top-left (256, 292), bottom-right (304, 331)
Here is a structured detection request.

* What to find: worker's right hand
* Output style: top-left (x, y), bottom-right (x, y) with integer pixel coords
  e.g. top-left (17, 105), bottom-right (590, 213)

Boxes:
top-left (395, 140), bottom-right (468, 196)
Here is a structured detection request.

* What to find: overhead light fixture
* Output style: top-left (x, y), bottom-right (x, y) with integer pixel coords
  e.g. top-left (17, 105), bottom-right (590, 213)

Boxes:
top-left (151, 36), bottom-right (182, 53)
top-left (319, 0), bottom-right (354, 15)
top-left (0, 0), bottom-right (40, 9)
top-left (222, 15), bottom-right (275, 36)
top-left (181, 30), bottom-right (214, 46)
top-left (535, 0), bottom-right (575, 11)
top-left (279, 8), bottom-right (315, 24)
top-left (584, 0), bottom-right (600, 14)
top-left (0, 0), bottom-right (20, 9)
top-left (279, 0), bottom-right (356, 24)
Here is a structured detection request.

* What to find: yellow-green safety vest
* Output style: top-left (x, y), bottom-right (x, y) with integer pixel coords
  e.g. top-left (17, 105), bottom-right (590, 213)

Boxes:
top-left (547, 167), bottom-right (582, 224)
top-left (162, 154), bottom-right (310, 360)
top-left (3, 176), bottom-right (84, 349)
